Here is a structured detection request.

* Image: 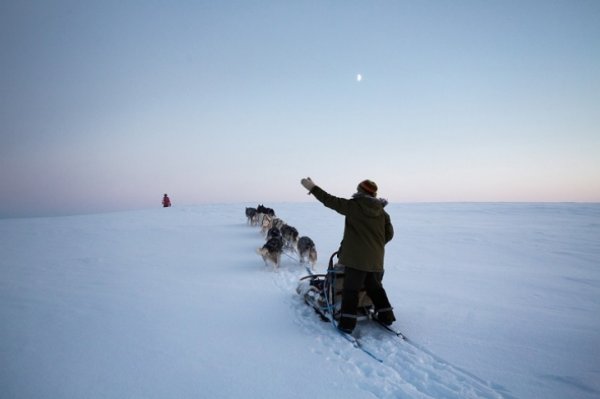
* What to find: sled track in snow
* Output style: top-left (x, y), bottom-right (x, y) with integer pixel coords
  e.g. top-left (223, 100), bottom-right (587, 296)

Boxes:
top-left (272, 262), bottom-right (515, 399)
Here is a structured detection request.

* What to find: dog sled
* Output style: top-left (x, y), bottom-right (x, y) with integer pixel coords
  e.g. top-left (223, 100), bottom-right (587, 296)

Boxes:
top-left (296, 251), bottom-right (375, 323)
top-left (297, 251), bottom-right (408, 341)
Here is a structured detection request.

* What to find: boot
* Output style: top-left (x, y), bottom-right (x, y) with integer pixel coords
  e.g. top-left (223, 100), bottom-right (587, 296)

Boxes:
top-left (337, 314), bottom-right (357, 333)
top-left (376, 308), bottom-right (396, 326)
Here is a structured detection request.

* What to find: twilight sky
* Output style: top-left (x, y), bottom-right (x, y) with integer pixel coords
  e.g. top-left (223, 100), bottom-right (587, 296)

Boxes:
top-left (1, 1), bottom-right (599, 217)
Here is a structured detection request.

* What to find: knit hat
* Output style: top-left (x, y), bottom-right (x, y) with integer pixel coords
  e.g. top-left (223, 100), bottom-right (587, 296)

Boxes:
top-left (357, 179), bottom-right (378, 197)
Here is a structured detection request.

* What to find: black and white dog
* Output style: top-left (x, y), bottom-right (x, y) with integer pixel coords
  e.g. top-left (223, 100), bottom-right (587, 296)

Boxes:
top-left (258, 234), bottom-right (284, 270)
top-left (245, 207), bottom-right (258, 226)
top-left (271, 217), bottom-right (285, 230)
top-left (256, 204), bottom-right (276, 235)
top-left (266, 227), bottom-right (282, 242)
top-left (297, 236), bottom-right (317, 269)
top-left (256, 204), bottom-right (275, 217)
top-left (281, 224), bottom-right (299, 252)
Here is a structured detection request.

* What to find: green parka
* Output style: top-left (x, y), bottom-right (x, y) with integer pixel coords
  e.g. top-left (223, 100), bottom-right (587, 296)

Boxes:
top-left (310, 186), bottom-right (394, 272)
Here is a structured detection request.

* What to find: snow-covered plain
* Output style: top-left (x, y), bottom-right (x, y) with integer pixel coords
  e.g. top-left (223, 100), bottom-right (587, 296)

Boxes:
top-left (1, 202), bottom-right (599, 399)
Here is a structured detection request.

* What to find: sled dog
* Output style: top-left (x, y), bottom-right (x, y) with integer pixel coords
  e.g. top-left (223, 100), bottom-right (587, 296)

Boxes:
top-left (297, 236), bottom-right (317, 269)
top-left (258, 236), bottom-right (284, 270)
top-left (260, 214), bottom-right (273, 235)
top-left (245, 207), bottom-right (258, 226)
top-left (271, 217), bottom-right (285, 230)
top-left (281, 224), bottom-right (299, 252)
top-left (266, 227), bottom-right (282, 242)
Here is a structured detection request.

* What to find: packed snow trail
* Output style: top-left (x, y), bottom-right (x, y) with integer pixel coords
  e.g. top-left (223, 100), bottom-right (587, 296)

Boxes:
top-left (265, 249), bottom-right (514, 399)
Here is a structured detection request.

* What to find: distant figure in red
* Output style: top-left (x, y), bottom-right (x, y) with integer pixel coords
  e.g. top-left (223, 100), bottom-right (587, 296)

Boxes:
top-left (162, 194), bottom-right (171, 208)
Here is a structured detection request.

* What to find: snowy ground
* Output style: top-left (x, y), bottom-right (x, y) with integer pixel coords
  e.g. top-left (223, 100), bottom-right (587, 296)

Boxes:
top-left (1, 203), bottom-right (599, 399)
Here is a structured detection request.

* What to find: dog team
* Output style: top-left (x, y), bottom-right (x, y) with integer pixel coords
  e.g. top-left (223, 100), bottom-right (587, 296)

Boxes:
top-left (246, 205), bottom-right (317, 271)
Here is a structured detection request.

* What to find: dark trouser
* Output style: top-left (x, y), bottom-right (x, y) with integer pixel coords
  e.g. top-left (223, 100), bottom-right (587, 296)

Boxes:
top-left (338, 267), bottom-right (394, 332)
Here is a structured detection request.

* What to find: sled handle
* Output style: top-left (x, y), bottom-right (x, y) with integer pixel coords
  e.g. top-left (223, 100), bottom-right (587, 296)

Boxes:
top-left (299, 274), bottom-right (327, 281)
top-left (328, 251), bottom-right (339, 271)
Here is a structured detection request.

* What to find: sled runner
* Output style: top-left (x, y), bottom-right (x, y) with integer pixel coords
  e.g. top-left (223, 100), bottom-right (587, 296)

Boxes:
top-left (297, 251), bottom-right (375, 323)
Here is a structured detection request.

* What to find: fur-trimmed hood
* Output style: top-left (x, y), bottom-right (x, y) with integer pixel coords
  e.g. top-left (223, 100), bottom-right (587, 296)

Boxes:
top-left (352, 192), bottom-right (389, 218)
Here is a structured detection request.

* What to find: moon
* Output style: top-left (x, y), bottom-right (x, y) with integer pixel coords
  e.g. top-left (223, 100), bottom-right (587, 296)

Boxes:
top-left (356, 74), bottom-right (362, 82)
